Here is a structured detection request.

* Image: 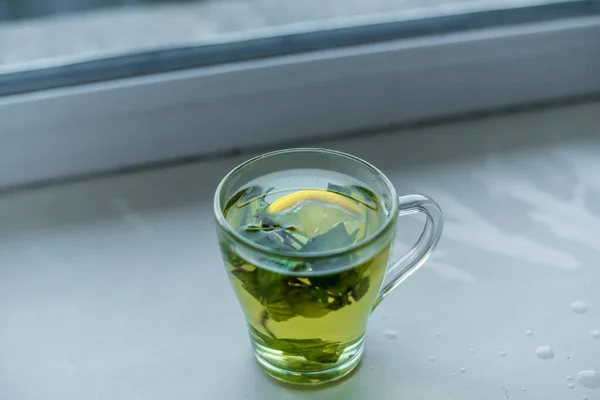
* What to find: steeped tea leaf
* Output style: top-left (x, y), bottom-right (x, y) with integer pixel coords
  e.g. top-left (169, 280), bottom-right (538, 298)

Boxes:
top-left (269, 257), bottom-right (312, 272)
top-left (223, 182), bottom-right (387, 368)
top-left (265, 300), bottom-right (296, 322)
top-left (286, 287), bottom-right (331, 318)
top-left (301, 223), bottom-right (359, 253)
top-left (327, 183), bottom-right (352, 197)
top-left (351, 277), bottom-right (370, 301)
top-left (237, 185), bottom-right (266, 206)
top-left (349, 185), bottom-right (379, 210)
top-left (230, 269), bottom-right (261, 299)
top-left (253, 329), bottom-right (348, 364)
top-left (256, 269), bottom-right (287, 303)
top-left (219, 242), bottom-right (246, 268)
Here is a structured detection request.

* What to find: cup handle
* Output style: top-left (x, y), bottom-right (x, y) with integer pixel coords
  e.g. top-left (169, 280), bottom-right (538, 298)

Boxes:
top-left (372, 194), bottom-right (443, 310)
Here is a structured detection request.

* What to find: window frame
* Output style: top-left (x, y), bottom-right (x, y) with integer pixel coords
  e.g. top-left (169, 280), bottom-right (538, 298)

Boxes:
top-left (1, 12), bottom-right (599, 189)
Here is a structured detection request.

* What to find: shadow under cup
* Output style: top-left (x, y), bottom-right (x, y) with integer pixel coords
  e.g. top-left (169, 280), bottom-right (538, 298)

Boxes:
top-left (213, 148), bottom-right (441, 386)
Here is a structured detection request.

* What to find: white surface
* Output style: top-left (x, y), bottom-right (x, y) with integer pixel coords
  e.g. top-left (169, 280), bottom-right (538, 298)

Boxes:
top-left (2, 16), bottom-right (600, 188)
top-left (1, 102), bottom-right (600, 399)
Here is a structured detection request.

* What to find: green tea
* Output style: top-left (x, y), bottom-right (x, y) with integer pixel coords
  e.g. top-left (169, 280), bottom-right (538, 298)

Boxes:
top-left (220, 171), bottom-right (390, 383)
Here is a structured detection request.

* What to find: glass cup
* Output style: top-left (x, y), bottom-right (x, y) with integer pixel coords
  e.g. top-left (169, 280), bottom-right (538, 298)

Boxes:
top-left (214, 148), bottom-right (443, 386)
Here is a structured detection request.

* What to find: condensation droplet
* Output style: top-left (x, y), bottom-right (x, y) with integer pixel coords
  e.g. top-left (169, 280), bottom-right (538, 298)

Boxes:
top-left (460, 368), bottom-right (466, 373)
top-left (469, 348), bottom-right (475, 353)
top-left (582, 396), bottom-right (588, 400)
top-left (434, 332), bottom-right (442, 338)
top-left (500, 351), bottom-right (508, 357)
top-left (383, 330), bottom-right (398, 340)
top-left (577, 370), bottom-right (600, 389)
top-left (524, 329), bottom-right (533, 336)
top-left (568, 383), bottom-right (575, 389)
top-left (590, 330), bottom-right (600, 339)
top-left (521, 387), bottom-right (527, 392)
top-left (567, 375), bottom-right (573, 381)
top-left (428, 356), bottom-right (435, 362)
top-left (535, 345), bottom-right (555, 360)
top-left (570, 301), bottom-right (588, 314)
top-left (452, 373), bottom-right (457, 377)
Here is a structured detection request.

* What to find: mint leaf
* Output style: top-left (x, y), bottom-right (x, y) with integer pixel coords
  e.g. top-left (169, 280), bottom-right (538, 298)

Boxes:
top-left (349, 185), bottom-right (379, 210)
top-left (237, 185), bottom-right (265, 206)
top-left (285, 287), bottom-right (331, 318)
top-left (269, 257), bottom-right (312, 272)
top-left (224, 188), bottom-right (248, 211)
top-left (302, 341), bottom-right (347, 363)
top-left (256, 269), bottom-right (287, 303)
top-left (351, 277), bottom-right (370, 301)
top-left (265, 300), bottom-right (296, 322)
top-left (230, 269), bottom-right (261, 300)
top-left (219, 242), bottom-right (245, 268)
top-left (327, 183), bottom-right (352, 197)
top-left (301, 223), bottom-right (359, 253)
top-left (253, 330), bottom-right (347, 364)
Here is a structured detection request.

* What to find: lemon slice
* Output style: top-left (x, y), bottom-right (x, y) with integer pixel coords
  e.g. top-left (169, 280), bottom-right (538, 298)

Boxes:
top-left (266, 189), bottom-right (361, 215)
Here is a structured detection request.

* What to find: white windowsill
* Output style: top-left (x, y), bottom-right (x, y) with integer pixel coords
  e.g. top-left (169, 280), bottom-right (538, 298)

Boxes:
top-left (1, 101), bottom-right (599, 399)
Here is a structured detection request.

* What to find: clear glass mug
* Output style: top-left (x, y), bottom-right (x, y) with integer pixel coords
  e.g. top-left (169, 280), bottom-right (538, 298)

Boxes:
top-left (214, 148), bottom-right (443, 385)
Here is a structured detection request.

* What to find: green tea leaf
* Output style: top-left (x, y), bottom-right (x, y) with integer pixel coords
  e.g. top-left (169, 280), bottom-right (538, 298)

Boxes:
top-left (302, 341), bottom-right (347, 363)
top-left (326, 293), bottom-right (353, 311)
top-left (285, 287), bottom-right (331, 318)
top-left (253, 330), bottom-right (347, 364)
top-left (237, 185), bottom-right (265, 206)
top-left (324, 269), bottom-right (360, 296)
top-left (349, 185), bottom-right (379, 210)
top-left (224, 188), bottom-right (247, 212)
top-left (219, 242), bottom-right (246, 268)
top-left (265, 300), bottom-right (296, 322)
top-left (256, 232), bottom-right (298, 252)
top-left (230, 269), bottom-right (261, 300)
top-left (301, 223), bottom-right (359, 253)
top-left (269, 257), bottom-right (312, 272)
top-left (327, 183), bottom-right (352, 197)
top-left (256, 269), bottom-right (287, 303)
top-left (351, 277), bottom-right (370, 301)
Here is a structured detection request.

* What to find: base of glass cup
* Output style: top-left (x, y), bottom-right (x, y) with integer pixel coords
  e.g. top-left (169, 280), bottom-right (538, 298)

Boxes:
top-left (254, 340), bottom-right (364, 386)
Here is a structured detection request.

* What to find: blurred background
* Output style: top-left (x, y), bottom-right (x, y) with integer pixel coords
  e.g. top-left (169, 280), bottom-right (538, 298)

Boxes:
top-left (2, 2), bottom-right (600, 400)
top-left (0, 0), bottom-right (598, 180)
top-left (0, 0), bottom-right (590, 80)
top-left (1, 0), bottom-right (599, 188)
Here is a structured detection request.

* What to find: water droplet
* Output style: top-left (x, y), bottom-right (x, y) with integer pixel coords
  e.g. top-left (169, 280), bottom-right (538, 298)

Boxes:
top-left (428, 356), bottom-right (435, 362)
top-left (567, 375), bottom-right (573, 381)
top-left (460, 368), bottom-right (466, 373)
top-left (590, 330), bottom-right (600, 339)
top-left (535, 345), bottom-right (555, 360)
top-left (524, 329), bottom-right (533, 336)
top-left (469, 348), bottom-right (475, 353)
top-left (434, 332), bottom-right (442, 338)
top-left (500, 351), bottom-right (508, 357)
top-left (582, 396), bottom-right (588, 400)
top-left (577, 370), bottom-right (600, 389)
top-left (570, 301), bottom-right (588, 314)
top-left (383, 330), bottom-right (398, 339)
top-left (521, 387), bottom-right (527, 392)
top-left (568, 383), bottom-right (575, 389)
top-left (452, 373), bottom-right (457, 377)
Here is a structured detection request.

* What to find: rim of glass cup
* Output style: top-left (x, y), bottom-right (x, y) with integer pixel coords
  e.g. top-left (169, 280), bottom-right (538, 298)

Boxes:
top-left (214, 148), bottom-right (399, 260)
